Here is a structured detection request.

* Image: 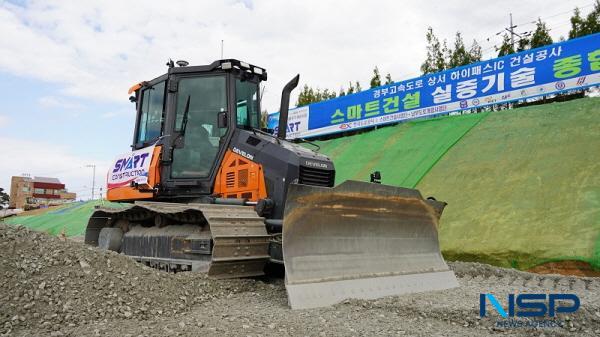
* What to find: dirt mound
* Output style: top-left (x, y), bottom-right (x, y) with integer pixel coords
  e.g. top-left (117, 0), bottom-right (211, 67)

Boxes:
top-left (0, 224), bottom-right (264, 335)
top-left (1, 224), bottom-right (599, 337)
top-left (528, 261), bottom-right (600, 277)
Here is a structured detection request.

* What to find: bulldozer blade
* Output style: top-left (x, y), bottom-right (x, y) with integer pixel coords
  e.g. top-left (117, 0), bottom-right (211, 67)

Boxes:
top-left (282, 180), bottom-right (458, 310)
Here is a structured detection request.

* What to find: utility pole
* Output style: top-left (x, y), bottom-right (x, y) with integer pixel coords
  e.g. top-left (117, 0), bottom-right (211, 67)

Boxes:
top-left (496, 13), bottom-right (530, 53)
top-left (221, 40), bottom-right (224, 59)
top-left (85, 164), bottom-right (96, 201)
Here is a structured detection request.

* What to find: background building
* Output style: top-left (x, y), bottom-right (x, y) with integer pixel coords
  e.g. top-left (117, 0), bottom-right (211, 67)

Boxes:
top-left (9, 176), bottom-right (76, 209)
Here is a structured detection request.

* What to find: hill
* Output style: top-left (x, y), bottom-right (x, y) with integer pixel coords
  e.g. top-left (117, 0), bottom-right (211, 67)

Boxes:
top-left (1, 200), bottom-right (125, 237)
top-left (314, 97), bottom-right (600, 274)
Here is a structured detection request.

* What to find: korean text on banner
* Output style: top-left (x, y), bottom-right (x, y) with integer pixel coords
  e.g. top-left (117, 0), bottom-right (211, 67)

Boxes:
top-left (267, 33), bottom-right (600, 139)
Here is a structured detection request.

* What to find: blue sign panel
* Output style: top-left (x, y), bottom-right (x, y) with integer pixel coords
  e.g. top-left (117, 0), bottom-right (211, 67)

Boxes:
top-left (268, 33), bottom-right (600, 139)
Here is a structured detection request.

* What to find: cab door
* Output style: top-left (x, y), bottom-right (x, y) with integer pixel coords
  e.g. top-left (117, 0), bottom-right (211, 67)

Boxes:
top-left (162, 74), bottom-right (231, 194)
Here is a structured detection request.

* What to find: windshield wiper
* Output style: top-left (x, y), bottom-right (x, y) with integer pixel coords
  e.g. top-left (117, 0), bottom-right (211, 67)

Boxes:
top-left (180, 95), bottom-right (191, 135)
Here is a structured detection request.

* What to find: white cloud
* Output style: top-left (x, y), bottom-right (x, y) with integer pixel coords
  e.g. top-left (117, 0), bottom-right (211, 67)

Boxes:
top-left (0, 115), bottom-right (8, 128)
top-left (0, 0), bottom-right (592, 113)
top-left (0, 137), bottom-right (110, 199)
top-left (100, 111), bottom-right (119, 119)
top-left (38, 96), bottom-right (84, 110)
top-left (100, 108), bottom-right (131, 119)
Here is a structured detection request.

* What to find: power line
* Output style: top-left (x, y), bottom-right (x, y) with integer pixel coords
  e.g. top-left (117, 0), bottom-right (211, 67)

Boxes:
top-left (497, 13), bottom-right (532, 52)
top-left (472, 2), bottom-right (596, 59)
top-left (475, 2), bottom-right (594, 46)
top-left (21, 166), bottom-right (85, 178)
top-left (547, 21), bottom-right (576, 32)
top-left (368, 4), bottom-right (595, 85)
top-left (69, 187), bottom-right (94, 193)
top-left (513, 3), bottom-right (595, 27)
top-left (480, 14), bottom-right (591, 60)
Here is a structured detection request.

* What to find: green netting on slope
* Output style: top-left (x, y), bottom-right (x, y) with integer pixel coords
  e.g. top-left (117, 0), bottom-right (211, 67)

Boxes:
top-left (313, 113), bottom-right (487, 188)
top-left (1, 200), bottom-right (126, 237)
top-left (417, 98), bottom-right (600, 270)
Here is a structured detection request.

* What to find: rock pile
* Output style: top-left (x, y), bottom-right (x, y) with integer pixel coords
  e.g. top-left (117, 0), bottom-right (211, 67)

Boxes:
top-left (0, 224), bottom-right (258, 335)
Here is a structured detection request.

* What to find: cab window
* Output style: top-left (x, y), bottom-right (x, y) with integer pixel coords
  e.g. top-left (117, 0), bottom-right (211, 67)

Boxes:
top-left (235, 79), bottom-right (259, 129)
top-left (171, 76), bottom-right (227, 178)
top-left (137, 81), bottom-right (165, 143)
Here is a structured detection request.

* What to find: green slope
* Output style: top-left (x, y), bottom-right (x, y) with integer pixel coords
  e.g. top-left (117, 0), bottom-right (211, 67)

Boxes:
top-left (417, 98), bottom-right (600, 270)
top-left (315, 112), bottom-right (487, 188)
top-left (1, 200), bottom-right (125, 237)
top-left (314, 97), bottom-right (600, 271)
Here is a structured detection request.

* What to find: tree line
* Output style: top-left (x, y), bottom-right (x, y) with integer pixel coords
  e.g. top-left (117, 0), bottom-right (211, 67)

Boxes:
top-left (295, 2), bottom-right (599, 107)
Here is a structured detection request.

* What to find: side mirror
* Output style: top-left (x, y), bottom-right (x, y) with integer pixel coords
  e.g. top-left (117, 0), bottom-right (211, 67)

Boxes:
top-left (217, 111), bottom-right (228, 128)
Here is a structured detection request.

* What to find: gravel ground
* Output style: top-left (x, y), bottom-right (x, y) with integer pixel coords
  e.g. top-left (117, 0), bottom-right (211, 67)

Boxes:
top-left (1, 224), bottom-right (599, 337)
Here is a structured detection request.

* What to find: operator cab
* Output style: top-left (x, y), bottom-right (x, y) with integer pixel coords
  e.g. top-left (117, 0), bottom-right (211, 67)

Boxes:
top-left (129, 59), bottom-right (267, 198)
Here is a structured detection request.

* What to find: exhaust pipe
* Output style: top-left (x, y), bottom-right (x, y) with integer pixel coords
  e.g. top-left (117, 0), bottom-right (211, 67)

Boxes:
top-left (277, 74), bottom-right (300, 140)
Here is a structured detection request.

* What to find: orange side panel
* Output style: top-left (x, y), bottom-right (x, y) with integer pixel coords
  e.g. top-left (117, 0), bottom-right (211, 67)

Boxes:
top-left (213, 149), bottom-right (267, 201)
top-left (107, 146), bottom-right (162, 201)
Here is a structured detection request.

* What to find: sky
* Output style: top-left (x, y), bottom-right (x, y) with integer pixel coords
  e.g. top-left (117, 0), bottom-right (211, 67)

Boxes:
top-left (0, 0), bottom-right (594, 199)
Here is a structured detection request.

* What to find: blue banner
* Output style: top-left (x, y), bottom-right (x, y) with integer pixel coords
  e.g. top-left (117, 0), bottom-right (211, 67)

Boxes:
top-left (268, 33), bottom-right (600, 139)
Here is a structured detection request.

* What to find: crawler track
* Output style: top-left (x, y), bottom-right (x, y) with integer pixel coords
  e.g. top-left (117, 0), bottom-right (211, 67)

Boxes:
top-left (85, 201), bottom-right (271, 278)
